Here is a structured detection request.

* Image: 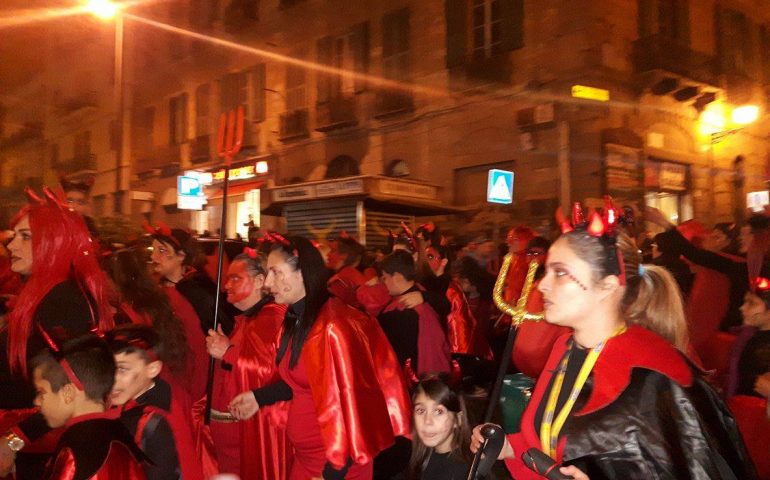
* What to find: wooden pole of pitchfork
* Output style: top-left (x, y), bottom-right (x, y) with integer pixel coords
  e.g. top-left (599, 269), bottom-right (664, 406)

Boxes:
top-left (204, 106), bottom-right (244, 425)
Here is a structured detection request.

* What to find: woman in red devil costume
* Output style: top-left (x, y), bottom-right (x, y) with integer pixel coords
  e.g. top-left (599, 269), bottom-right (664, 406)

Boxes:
top-left (205, 249), bottom-right (291, 478)
top-left (102, 246), bottom-right (207, 405)
top-left (229, 235), bottom-right (411, 479)
top-left (1, 189), bottom-right (114, 480)
top-left (472, 202), bottom-right (754, 480)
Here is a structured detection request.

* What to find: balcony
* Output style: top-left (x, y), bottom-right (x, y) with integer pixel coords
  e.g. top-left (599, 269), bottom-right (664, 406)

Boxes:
top-left (279, 109), bottom-right (309, 141)
top-left (60, 153), bottom-right (97, 174)
top-left (190, 135), bottom-right (211, 164)
top-left (632, 35), bottom-right (719, 87)
top-left (374, 91), bottom-right (414, 119)
top-left (315, 96), bottom-right (358, 132)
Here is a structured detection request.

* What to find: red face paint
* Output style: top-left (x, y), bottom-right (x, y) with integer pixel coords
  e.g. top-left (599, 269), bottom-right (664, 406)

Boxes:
top-left (225, 261), bottom-right (257, 306)
top-left (426, 247), bottom-right (443, 275)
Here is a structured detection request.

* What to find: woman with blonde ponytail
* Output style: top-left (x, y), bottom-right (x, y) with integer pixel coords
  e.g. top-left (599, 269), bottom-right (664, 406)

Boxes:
top-left (472, 202), bottom-right (755, 480)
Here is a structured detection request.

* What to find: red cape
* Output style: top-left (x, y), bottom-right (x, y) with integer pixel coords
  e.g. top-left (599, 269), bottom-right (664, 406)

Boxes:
top-left (382, 297), bottom-right (452, 375)
top-left (302, 297), bottom-right (412, 468)
top-left (506, 325), bottom-right (692, 479)
top-left (162, 287), bottom-right (209, 402)
top-left (215, 301), bottom-right (292, 480)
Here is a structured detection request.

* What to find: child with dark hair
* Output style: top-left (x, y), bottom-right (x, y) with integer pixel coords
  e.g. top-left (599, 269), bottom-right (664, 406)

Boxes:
top-left (326, 236), bottom-right (367, 308)
top-left (106, 324), bottom-right (201, 480)
top-left (408, 376), bottom-right (470, 480)
top-left (30, 335), bottom-right (147, 480)
top-left (729, 281), bottom-right (770, 398)
top-left (377, 250), bottom-right (451, 375)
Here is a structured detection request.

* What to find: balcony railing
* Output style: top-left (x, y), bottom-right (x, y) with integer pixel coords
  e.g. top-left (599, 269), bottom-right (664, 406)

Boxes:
top-left (60, 153), bottom-right (97, 173)
top-left (632, 34), bottom-right (719, 86)
top-left (315, 96), bottom-right (358, 132)
top-left (374, 91), bottom-right (414, 119)
top-left (279, 109), bottom-right (309, 141)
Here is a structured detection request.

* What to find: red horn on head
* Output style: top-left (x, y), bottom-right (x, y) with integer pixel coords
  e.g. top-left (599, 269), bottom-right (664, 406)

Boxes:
top-left (42, 187), bottom-right (65, 208)
top-left (25, 188), bottom-right (43, 205)
top-left (141, 221), bottom-right (157, 235)
top-left (155, 221), bottom-right (172, 238)
top-left (571, 202), bottom-right (585, 226)
top-left (339, 230), bottom-right (350, 239)
top-left (556, 207), bottom-right (573, 233)
top-left (587, 212), bottom-right (606, 237)
top-left (243, 247), bottom-right (258, 259)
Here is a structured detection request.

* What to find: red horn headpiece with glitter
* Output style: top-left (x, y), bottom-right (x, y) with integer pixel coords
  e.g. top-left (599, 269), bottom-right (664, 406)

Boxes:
top-left (555, 196), bottom-right (627, 285)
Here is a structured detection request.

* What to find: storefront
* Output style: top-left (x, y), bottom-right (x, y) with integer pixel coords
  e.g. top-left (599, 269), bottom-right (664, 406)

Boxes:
top-left (264, 176), bottom-right (460, 250)
top-left (644, 157), bottom-right (692, 229)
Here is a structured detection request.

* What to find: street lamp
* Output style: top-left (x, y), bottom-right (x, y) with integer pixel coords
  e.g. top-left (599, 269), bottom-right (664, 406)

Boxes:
top-left (84, 0), bottom-right (125, 214)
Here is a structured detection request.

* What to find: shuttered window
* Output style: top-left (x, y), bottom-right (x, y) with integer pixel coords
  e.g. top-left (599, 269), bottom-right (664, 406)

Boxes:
top-left (445, 0), bottom-right (523, 68)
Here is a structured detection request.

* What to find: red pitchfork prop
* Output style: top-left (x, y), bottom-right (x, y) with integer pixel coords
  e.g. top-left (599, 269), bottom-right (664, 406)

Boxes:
top-left (204, 106), bottom-right (244, 425)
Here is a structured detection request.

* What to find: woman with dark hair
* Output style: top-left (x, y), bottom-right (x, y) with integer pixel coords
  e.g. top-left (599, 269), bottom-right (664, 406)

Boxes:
top-left (204, 250), bottom-right (290, 478)
top-left (0, 189), bottom-right (114, 479)
top-left (146, 223), bottom-right (234, 335)
top-left (408, 376), bottom-right (470, 480)
top-left (102, 246), bottom-right (207, 402)
top-left (471, 204), bottom-right (754, 479)
top-left (228, 235), bottom-right (411, 479)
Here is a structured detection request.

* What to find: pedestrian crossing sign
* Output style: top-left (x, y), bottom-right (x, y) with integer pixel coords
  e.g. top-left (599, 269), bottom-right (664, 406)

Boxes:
top-left (487, 169), bottom-right (514, 204)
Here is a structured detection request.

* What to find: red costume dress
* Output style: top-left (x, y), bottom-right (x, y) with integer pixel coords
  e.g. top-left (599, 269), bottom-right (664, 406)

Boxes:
top-left (44, 413), bottom-right (147, 480)
top-left (327, 266), bottom-right (366, 308)
top-left (445, 280), bottom-right (492, 359)
top-left (211, 298), bottom-right (291, 479)
top-left (503, 326), bottom-right (753, 479)
top-left (260, 297), bottom-right (411, 479)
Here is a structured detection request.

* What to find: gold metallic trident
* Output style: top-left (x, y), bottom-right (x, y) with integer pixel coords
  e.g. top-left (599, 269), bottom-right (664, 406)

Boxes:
top-left (493, 254), bottom-right (544, 324)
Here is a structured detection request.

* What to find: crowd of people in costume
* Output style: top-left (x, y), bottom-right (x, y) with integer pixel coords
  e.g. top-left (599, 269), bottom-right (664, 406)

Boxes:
top-left (0, 178), bottom-right (767, 480)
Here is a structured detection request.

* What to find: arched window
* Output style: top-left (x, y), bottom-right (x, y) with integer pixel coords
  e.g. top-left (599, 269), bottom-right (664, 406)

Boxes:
top-left (325, 155), bottom-right (359, 179)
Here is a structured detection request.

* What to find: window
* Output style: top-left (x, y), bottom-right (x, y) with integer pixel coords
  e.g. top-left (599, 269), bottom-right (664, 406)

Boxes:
top-left (325, 155), bottom-right (359, 179)
top-left (133, 106), bottom-right (155, 156)
top-left (195, 84), bottom-right (210, 137)
top-left (251, 64), bottom-right (266, 122)
top-left (220, 71), bottom-right (248, 113)
top-left (169, 93), bottom-right (188, 145)
top-left (445, 0), bottom-right (523, 68)
top-left (316, 22), bottom-right (369, 102)
top-left (382, 8), bottom-right (410, 80)
top-left (761, 26), bottom-right (770, 83)
top-left (472, 0), bottom-right (502, 60)
top-left (717, 8), bottom-right (751, 74)
top-left (286, 59), bottom-right (306, 112)
top-left (638, 0), bottom-right (689, 45)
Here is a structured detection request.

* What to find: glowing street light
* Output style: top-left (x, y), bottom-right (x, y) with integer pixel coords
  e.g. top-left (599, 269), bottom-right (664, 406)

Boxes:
top-left (731, 105), bottom-right (760, 126)
top-left (83, 0), bottom-right (120, 20)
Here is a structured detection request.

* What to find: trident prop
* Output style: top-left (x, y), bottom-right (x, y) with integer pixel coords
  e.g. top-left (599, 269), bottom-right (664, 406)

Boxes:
top-left (204, 106), bottom-right (244, 425)
top-left (467, 254), bottom-right (544, 479)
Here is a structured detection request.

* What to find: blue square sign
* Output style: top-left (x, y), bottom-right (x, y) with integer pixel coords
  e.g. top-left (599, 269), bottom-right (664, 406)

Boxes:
top-left (487, 169), bottom-right (514, 204)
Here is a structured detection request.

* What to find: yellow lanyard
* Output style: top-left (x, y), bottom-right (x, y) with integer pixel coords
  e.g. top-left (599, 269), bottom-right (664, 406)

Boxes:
top-left (539, 325), bottom-right (627, 458)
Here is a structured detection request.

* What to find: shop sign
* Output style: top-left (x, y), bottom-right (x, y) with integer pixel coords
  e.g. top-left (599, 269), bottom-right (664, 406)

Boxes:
top-left (213, 165), bottom-right (256, 182)
top-left (379, 179), bottom-right (437, 200)
top-left (316, 179), bottom-right (364, 198)
top-left (274, 185), bottom-right (316, 201)
top-left (571, 85), bottom-right (610, 102)
top-left (605, 145), bottom-right (642, 193)
top-left (659, 163), bottom-right (687, 191)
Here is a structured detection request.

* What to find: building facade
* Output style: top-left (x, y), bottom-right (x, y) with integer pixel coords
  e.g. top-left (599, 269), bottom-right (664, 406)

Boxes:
top-left (2, 0), bottom-right (770, 238)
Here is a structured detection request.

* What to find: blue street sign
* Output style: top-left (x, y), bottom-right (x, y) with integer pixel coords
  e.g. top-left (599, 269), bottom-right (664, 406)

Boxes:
top-left (177, 175), bottom-right (206, 210)
top-left (487, 169), bottom-right (514, 204)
